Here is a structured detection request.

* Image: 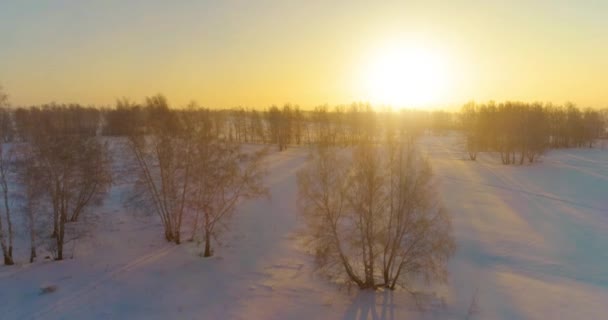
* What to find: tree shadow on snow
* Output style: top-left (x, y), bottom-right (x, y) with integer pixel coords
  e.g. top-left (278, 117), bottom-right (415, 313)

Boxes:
top-left (342, 290), bottom-right (396, 320)
top-left (342, 289), bottom-right (451, 320)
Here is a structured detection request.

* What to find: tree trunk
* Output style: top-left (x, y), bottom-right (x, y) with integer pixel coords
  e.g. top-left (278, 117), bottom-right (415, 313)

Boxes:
top-left (164, 229), bottom-right (173, 242)
top-left (30, 246), bottom-right (37, 263)
top-left (203, 231), bottom-right (212, 257)
top-left (3, 187), bottom-right (13, 265)
top-left (28, 210), bottom-right (37, 263)
top-left (56, 215), bottom-right (65, 261)
top-left (0, 216), bottom-right (13, 265)
top-left (52, 210), bottom-right (59, 238)
top-left (56, 239), bottom-right (63, 261)
top-left (4, 254), bottom-right (14, 266)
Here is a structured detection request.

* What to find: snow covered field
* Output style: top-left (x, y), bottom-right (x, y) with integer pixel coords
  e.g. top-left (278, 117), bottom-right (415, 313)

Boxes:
top-left (1, 135), bottom-right (607, 319)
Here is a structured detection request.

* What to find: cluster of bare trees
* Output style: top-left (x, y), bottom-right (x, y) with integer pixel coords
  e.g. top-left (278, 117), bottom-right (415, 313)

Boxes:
top-left (461, 101), bottom-right (606, 164)
top-left (126, 95), bottom-right (268, 257)
top-left (0, 88), bottom-right (271, 265)
top-left (297, 137), bottom-right (455, 290)
top-left (0, 92), bottom-right (270, 264)
top-left (0, 99), bottom-right (112, 264)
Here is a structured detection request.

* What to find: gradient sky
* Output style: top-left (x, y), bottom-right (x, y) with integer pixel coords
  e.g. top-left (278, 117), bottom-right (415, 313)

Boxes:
top-left (1, 0), bottom-right (608, 108)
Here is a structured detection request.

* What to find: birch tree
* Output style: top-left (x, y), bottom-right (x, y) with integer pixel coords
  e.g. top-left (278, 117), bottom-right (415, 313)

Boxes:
top-left (127, 96), bottom-right (192, 244)
top-left (18, 106), bottom-right (111, 260)
top-left (0, 86), bottom-right (14, 265)
top-left (297, 141), bottom-right (455, 290)
top-left (188, 136), bottom-right (267, 257)
top-left (0, 142), bottom-right (14, 265)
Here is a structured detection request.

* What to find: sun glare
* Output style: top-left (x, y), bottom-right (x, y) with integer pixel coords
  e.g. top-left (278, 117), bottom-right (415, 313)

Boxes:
top-left (362, 44), bottom-right (449, 108)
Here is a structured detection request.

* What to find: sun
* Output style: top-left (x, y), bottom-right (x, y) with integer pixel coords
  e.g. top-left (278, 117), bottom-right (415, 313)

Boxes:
top-left (362, 44), bottom-right (449, 108)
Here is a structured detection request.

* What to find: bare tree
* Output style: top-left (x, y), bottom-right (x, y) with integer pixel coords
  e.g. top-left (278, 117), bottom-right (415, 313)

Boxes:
top-left (18, 107), bottom-right (112, 260)
top-left (381, 138), bottom-right (455, 289)
top-left (249, 109), bottom-right (266, 143)
top-left (24, 163), bottom-right (41, 263)
top-left (583, 108), bottom-right (604, 147)
top-left (0, 86), bottom-right (6, 107)
top-left (188, 136), bottom-right (268, 257)
top-left (0, 86), bottom-right (14, 265)
top-left (0, 94), bottom-right (15, 142)
top-left (127, 96), bottom-right (192, 244)
top-left (13, 142), bottom-right (46, 263)
top-left (266, 105), bottom-right (293, 151)
top-left (45, 136), bottom-right (110, 260)
top-left (102, 98), bottom-right (144, 136)
top-left (267, 106), bottom-right (284, 150)
top-left (297, 141), bottom-right (455, 290)
top-left (297, 146), bottom-right (358, 284)
top-left (461, 103), bottom-right (480, 160)
top-left (293, 106), bottom-right (304, 145)
top-left (0, 142), bottom-right (14, 265)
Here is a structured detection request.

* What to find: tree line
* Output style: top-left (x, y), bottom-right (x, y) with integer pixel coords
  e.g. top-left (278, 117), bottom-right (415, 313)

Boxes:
top-left (461, 101), bottom-right (606, 164)
top-left (102, 99), bottom-right (453, 149)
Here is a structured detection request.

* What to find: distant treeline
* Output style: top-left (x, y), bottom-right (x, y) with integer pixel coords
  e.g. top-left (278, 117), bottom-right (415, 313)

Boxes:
top-left (0, 96), bottom-right (456, 146)
top-left (100, 97), bottom-right (450, 148)
top-left (0, 96), bottom-right (605, 156)
top-left (461, 101), bottom-right (606, 164)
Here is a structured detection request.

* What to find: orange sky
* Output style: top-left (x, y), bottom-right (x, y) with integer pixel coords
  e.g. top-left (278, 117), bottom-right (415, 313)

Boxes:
top-left (1, 1), bottom-right (608, 109)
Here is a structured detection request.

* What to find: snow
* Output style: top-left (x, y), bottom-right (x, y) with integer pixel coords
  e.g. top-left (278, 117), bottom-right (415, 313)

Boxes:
top-left (1, 135), bottom-right (608, 319)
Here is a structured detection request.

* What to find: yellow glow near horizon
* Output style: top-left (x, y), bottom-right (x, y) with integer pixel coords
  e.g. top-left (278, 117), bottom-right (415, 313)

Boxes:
top-left (3, 2), bottom-right (608, 108)
top-left (361, 44), bottom-right (449, 109)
